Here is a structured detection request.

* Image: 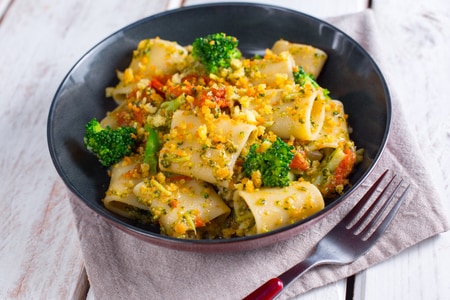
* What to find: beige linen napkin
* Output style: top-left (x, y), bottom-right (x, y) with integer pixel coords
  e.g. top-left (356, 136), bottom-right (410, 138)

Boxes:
top-left (70, 10), bottom-right (449, 300)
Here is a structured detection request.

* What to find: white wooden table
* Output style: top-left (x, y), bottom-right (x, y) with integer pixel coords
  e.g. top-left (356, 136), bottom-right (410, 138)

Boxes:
top-left (0, 0), bottom-right (449, 299)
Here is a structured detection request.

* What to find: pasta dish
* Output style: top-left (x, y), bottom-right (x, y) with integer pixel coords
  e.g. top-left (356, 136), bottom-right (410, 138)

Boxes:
top-left (84, 34), bottom-right (361, 239)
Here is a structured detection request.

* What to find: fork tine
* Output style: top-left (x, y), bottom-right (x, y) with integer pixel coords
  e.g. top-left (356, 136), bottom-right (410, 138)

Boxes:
top-left (363, 182), bottom-right (410, 241)
top-left (358, 178), bottom-right (403, 236)
top-left (342, 169), bottom-right (389, 225)
top-left (350, 175), bottom-right (397, 231)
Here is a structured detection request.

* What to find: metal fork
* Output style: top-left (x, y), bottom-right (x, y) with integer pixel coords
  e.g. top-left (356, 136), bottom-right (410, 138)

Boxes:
top-left (243, 170), bottom-right (410, 300)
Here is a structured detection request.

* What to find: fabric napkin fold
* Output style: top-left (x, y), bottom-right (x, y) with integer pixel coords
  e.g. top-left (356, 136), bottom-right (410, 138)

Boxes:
top-left (70, 10), bottom-right (449, 300)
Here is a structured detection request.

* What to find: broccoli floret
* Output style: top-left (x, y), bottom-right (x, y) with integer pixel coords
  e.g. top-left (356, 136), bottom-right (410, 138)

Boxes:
top-left (242, 137), bottom-right (295, 188)
top-left (192, 32), bottom-right (241, 74)
top-left (84, 118), bottom-right (137, 167)
top-left (293, 66), bottom-right (319, 88)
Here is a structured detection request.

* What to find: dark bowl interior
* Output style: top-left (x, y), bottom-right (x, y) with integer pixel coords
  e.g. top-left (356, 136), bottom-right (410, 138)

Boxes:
top-left (47, 3), bottom-right (390, 253)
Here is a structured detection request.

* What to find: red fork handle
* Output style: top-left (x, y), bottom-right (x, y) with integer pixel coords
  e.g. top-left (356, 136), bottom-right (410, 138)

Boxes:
top-left (243, 278), bottom-right (283, 300)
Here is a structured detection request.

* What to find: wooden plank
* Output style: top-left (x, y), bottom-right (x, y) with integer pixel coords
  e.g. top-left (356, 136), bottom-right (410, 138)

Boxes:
top-left (0, 0), bottom-right (12, 19)
top-left (184, 0), bottom-right (369, 18)
top-left (354, 0), bottom-right (450, 299)
top-left (0, 0), bottom-right (171, 299)
top-left (296, 280), bottom-right (348, 300)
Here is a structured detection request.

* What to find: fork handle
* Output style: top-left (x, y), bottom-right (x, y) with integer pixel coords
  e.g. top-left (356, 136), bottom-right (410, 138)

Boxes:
top-left (242, 278), bottom-right (283, 300)
top-left (243, 255), bottom-right (321, 300)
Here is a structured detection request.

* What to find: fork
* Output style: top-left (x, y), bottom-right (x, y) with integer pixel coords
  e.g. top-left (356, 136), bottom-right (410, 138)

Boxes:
top-left (243, 169), bottom-right (410, 300)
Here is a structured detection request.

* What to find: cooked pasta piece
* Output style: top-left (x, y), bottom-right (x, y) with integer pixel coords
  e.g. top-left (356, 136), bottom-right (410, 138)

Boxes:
top-left (309, 99), bottom-right (350, 150)
top-left (271, 39), bottom-right (327, 79)
top-left (106, 37), bottom-right (189, 103)
top-left (103, 158), bottom-right (148, 217)
top-left (247, 86), bottom-right (327, 141)
top-left (234, 181), bottom-right (324, 234)
top-left (134, 177), bottom-right (230, 238)
top-left (129, 38), bottom-right (189, 76)
top-left (159, 110), bottom-right (256, 187)
top-left (246, 50), bottom-right (296, 87)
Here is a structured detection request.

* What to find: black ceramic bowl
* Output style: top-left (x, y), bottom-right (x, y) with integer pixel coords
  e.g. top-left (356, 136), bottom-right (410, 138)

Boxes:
top-left (47, 3), bottom-right (390, 252)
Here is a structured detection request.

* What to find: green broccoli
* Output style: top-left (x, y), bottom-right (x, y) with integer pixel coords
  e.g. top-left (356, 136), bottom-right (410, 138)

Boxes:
top-left (84, 118), bottom-right (137, 167)
top-left (242, 137), bottom-right (295, 188)
top-left (192, 32), bottom-right (241, 74)
top-left (293, 66), bottom-right (319, 88)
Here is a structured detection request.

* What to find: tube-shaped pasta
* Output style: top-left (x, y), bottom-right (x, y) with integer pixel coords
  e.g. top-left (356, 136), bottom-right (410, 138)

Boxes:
top-left (159, 110), bottom-right (256, 187)
top-left (129, 38), bottom-right (188, 77)
top-left (103, 159), bottom-right (149, 217)
top-left (234, 181), bottom-right (324, 234)
top-left (134, 178), bottom-right (231, 238)
top-left (248, 51), bottom-right (296, 87)
top-left (264, 88), bottom-right (326, 141)
top-left (106, 37), bottom-right (188, 102)
top-left (309, 99), bottom-right (351, 150)
top-left (271, 40), bottom-right (327, 79)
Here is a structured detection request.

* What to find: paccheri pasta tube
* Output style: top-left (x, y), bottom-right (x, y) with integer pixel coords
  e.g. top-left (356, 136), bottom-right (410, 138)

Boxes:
top-left (103, 157), bottom-right (149, 217)
top-left (159, 110), bottom-right (257, 187)
top-left (134, 177), bottom-right (231, 238)
top-left (233, 181), bottom-right (324, 235)
top-left (86, 34), bottom-right (361, 240)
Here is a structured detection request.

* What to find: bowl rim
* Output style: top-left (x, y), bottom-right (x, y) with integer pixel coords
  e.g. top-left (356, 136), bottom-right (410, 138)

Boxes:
top-left (47, 2), bottom-right (391, 252)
